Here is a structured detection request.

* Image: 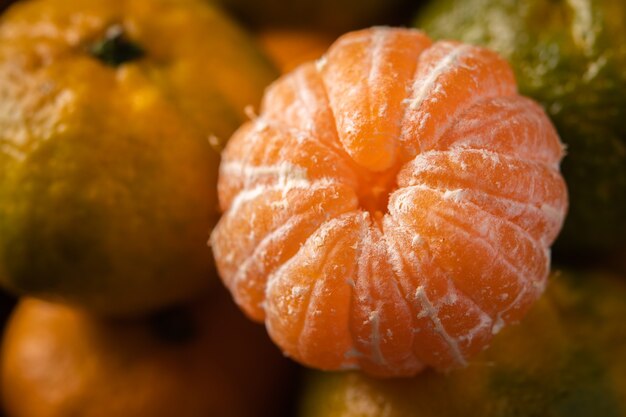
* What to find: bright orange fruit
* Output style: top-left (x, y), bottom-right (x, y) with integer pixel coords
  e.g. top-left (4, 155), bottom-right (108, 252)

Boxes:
top-left (210, 27), bottom-right (568, 377)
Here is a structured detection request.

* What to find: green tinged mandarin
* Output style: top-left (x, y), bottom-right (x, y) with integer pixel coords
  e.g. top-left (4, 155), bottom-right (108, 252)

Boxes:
top-left (299, 270), bottom-right (626, 417)
top-left (416, 0), bottom-right (626, 255)
top-left (0, 0), bottom-right (277, 315)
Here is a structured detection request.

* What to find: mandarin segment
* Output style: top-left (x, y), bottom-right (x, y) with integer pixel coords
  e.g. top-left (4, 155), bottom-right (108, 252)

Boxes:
top-left (212, 182), bottom-right (357, 321)
top-left (396, 149), bottom-right (568, 245)
top-left (265, 214), bottom-right (359, 370)
top-left (217, 119), bottom-right (358, 212)
top-left (348, 222), bottom-right (424, 376)
top-left (383, 214), bottom-right (494, 369)
top-left (319, 28), bottom-right (432, 171)
top-left (261, 63), bottom-right (342, 153)
top-left (399, 41), bottom-right (517, 158)
top-left (388, 186), bottom-right (536, 319)
top-left (435, 96), bottom-right (564, 165)
top-left (210, 27), bottom-right (568, 377)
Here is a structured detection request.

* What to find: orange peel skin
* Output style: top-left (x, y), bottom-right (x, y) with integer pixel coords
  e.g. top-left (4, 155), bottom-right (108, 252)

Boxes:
top-left (210, 27), bottom-right (568, 377)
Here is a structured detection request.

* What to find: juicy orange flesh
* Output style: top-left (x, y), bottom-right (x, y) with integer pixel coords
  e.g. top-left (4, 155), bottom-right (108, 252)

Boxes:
top-left (355, 167), bottom-right (398, 221)
top-left (211, 28), bottom-right (568, 377)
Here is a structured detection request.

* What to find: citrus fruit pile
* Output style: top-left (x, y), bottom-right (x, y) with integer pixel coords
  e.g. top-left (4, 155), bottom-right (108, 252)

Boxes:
top-left (0, 0), bottom-right (624, 416)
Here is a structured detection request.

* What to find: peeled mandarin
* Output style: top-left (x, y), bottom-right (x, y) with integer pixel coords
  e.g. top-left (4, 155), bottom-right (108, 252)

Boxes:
top-left (210, 27), bottom-right (568, 378)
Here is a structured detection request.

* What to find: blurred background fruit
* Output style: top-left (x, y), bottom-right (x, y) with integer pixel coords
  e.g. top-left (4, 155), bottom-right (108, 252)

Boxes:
top-left (0, 289), bottom-right (16, 414)
top-left (299, 270), bottom-right (626, 417)
top-left (212, 0), bottom-right (414, 34)
top-left (0, 0), bottom-right (624, 416)
top-left (416, 0), bottom-right (626, 258)
top-left (0, 290), bottom-right (16, 331)
top-left (257, 29), bottom-right (333, 73)
top-left (1, 288), bottom-right (295, 417)
top-left (0, 0), bottom-right (277, 316)
top-left (0, 0), bottom-right (15, 13)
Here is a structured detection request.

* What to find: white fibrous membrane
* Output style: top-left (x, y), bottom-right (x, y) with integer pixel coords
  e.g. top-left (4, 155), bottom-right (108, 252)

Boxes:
top-left (210, 27), bottom-right (568, 377)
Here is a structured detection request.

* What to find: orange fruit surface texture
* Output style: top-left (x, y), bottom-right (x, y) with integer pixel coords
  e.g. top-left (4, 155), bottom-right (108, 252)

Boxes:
top-left (1, 290), bottom-right (291, 417)
top-left (210, 27), bottom-right (569, 378)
